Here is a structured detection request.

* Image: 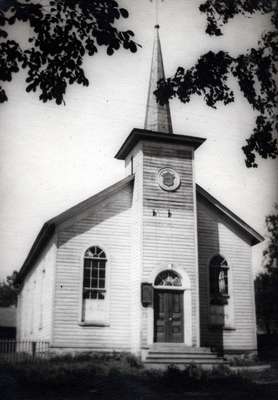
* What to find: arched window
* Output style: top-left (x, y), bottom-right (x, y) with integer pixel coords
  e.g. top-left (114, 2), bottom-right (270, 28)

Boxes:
top-left (82, 246), bottom-right (108, 323)
top-left (83, 246), bottom-right (107, 300)
top-left (154, 270), bottom-right (182, 287)
top-left (209, 255), bottom-right (229, 303)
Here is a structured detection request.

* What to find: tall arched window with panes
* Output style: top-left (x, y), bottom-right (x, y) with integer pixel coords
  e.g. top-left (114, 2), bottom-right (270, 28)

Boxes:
top-left (82, 246), bottom-right (108, 324)
top-left (209, 255), bottom-right (229, 304)
top-left (209, 255), bottom-right (234, 328)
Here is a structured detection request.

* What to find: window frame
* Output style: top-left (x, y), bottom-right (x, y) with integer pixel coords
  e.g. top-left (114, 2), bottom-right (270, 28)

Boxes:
top-left (83, 247), bottom-right (107, 301)
top-left (79, 246), bottom-right (110, 326)
top-left (208, 254), bottom-right (235, 330)
top-left (209, 255), bottom-right (229, 304)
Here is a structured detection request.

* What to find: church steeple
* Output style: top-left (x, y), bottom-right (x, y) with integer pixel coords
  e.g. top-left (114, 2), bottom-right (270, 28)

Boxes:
top-left (144, 25), bottom-right (173, 134)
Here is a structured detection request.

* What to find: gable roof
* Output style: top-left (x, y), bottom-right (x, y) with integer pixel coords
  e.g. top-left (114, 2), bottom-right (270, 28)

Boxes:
top-left (16, 175), bottom-right (263, 285)
top-left (196, 184), bottom-right (264, 246)
top-left (15, 175), bottom-right (134, 285)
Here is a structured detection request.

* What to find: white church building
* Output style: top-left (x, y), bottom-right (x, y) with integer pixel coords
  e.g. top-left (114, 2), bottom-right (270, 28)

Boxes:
top-left (16, 26), bottom-right (263, 365)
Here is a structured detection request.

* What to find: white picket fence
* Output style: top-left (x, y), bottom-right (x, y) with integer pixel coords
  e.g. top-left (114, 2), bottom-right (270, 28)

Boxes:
top-left (0, 340), bottom-right (49, 362)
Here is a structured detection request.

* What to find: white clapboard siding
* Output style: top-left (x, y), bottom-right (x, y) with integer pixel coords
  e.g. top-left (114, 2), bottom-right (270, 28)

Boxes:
top-left (128, 145), bottom-right (144, 353)
top-left (197, 195), bottom-right (257, 351)
top-left (17, 237), bottom-right (56, 341)
top-left (53, 185), bottom-right (134, 351)
top-left (140, 141), bottom-right (198, 346)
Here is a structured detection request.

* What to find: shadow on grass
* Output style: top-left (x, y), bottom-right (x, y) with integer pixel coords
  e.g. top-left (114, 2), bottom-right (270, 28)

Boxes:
top-left (1, 353), bottom-right (278, 400)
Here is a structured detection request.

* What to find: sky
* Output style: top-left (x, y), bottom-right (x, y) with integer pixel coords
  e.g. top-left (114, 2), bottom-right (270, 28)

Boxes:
top-left (0, 0), bottom-right (277, 280)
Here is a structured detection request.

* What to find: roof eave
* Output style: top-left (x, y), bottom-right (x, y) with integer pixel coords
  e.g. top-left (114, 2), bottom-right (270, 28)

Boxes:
top-left (47, 174), bottom-right (135, 226)
top-left (15, 222), bottom-right (55, 285)
top-left (196, 184), bottom-right (264, 246)
top-left (16, 175), bottom-right (135, 286)
top-left (115, 128), bottom-right (206, 160)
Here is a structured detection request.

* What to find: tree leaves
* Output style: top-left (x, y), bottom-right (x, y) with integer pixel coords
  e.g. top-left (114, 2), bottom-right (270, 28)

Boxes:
top-left (119, 8), bottom-right (128, 18)
top-left (0, 38), bottom-right (23, 102)
top-left (199, 0), bottom-right (274, 37)
top-left (255, 205), bottom-right (278, 334)
top-left (155, 51), bottom-right (234, 108)
top-left (0, 1), bottom-right (276, 167)
top-left (0, 0), bottom-right (139, 105)
top-left (255, 271), bottom-right (278, 334)
top-left (263, 204), bottom-right (278, 273)
top-left (156, 0), bottom-right (278, 167)
top-left (0, 270), bottom-right (18, 307)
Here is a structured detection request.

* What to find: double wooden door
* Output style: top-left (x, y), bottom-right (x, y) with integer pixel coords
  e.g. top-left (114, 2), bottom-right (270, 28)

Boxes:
top-left (154, 290), bottom-right (184, 343)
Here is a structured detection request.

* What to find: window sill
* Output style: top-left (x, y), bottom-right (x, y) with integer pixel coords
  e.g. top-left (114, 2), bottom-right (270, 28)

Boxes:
top-left (79, 321), bottom-right (110, 327)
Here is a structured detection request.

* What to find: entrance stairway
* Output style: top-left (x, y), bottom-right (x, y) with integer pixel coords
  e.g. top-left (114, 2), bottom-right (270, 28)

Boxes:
top-left (143, 343), bottom-right (227, 369)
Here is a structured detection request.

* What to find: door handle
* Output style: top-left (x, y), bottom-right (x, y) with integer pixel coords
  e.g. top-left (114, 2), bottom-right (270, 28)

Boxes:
top-left (169, 317), bottom-right (172, 321)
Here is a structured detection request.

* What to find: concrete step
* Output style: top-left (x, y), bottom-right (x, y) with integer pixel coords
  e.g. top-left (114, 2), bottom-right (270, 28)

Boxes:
top-left (145, 358), bottom-right (225, 364)
top-left (150, 344), bottom-right (213, 354)
top-left (146, 353), bottom-right (219, 360)
top-left (143, 345), bottom-right (226, 369)
top-left (144, 360), bottom-right (226, 370)
top-left (145, 358), bottom-right (224, 364)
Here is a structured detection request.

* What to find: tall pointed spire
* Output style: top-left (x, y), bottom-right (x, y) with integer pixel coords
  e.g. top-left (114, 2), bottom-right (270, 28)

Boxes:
top-left (144, 25), bottom-right (173, 134)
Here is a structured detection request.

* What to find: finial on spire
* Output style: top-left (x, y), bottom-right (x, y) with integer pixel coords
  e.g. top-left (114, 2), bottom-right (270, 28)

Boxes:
top-left (151, 0), bottom-right (164, 26)
top-left (144, 25), bottom-right (173, 134)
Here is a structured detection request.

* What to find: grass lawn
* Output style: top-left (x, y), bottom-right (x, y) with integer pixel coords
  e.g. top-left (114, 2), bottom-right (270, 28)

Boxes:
top-left (17, 378), bottom-right (278, 400)
top-left (1, 354), bottom-right (278, 400)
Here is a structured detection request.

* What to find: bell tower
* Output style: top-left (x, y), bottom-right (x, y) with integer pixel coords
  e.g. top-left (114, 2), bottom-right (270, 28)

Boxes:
top-left (115, 25), bottom-right (206, 350)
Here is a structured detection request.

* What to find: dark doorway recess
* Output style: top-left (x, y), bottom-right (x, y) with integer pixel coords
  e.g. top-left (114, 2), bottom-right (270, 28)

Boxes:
top-left (154, 290), bottom-right (184, 343)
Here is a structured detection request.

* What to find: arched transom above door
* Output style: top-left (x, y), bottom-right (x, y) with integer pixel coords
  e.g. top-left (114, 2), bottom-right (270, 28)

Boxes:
top-left (154, 270), bottom-right (182, 288)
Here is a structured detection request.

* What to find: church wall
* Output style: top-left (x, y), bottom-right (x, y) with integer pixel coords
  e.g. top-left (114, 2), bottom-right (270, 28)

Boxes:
top-left (197, 196), bottom-right (257, 352)
top-left (17, 237), bottom-right (56, 342)
top-left (52, 185), bottom-right (134, 351)
top-left (140, 141), bottom-right (199, 347)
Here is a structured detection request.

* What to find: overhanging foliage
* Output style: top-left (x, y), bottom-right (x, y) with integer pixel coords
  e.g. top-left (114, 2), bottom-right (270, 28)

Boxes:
top-left (156, 1), bottom-right (278, 167)
top-left (0, 0), bottom-right (138, 105)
